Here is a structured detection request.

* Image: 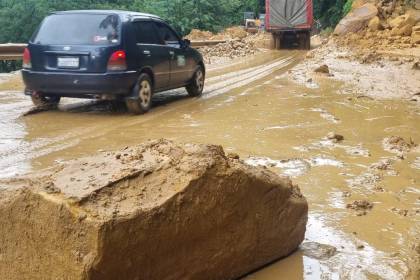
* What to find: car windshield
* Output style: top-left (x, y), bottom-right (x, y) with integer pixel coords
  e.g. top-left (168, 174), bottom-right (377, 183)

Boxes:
top-left (32, 14), bottom-right (121, 45)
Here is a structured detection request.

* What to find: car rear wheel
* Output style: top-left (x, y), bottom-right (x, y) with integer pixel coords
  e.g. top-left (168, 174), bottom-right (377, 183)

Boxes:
top-left (30, 93), bottom-right (61, 107)
top-left (186, 66), bottom-right (205, 97)
top-left (125, 73), bottom-right (153, 115)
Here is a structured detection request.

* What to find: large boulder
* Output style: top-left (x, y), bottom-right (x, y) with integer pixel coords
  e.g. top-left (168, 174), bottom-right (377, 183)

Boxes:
top-left (0, 140), bottom-right (308, 280)
top-left (334, 3), bottom-right (378, 35)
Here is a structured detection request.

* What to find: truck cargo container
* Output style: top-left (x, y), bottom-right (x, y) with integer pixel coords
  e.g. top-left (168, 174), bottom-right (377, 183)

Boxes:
top-left (265, 0), bottom-right (313, 49)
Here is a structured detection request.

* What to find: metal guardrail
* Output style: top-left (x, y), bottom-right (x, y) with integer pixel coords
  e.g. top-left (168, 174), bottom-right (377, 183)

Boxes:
top-left (190, 40), bottom-right (228, 47)
top-left (0, 44), bottom-right (27, 60)
top-left (0, 40), bottom-right (227, 60)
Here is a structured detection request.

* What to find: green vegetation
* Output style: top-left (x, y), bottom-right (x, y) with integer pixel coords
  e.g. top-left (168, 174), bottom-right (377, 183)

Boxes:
top-left (0, 0), bottom-right (350, 44)
top-left (314, 0), bottom-right (350, 29)
top-left (0, 0), bottom-right (263, 44)
top-left (320, 26), bottom-right (334, 37)
top-left (343, 0), bottom-right (354, 16)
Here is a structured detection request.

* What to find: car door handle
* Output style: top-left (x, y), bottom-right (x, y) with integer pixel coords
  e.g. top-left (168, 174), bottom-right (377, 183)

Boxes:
top-left (143, 50), bottom-right (151, 55)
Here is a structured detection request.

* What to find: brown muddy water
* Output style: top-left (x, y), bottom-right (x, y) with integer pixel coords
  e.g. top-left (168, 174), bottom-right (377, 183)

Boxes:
top-left (0, 51), bottom-right (419, 279)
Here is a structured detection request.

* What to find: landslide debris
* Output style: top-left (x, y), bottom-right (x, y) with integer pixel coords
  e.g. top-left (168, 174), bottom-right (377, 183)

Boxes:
top-left (0, 139), bottom-right (308, 280)
top-left (347, 200), bottom-right (374, 216)
top-left (333, 0), bottom-right (420, 62)
top-left (185, 27), bottom-right (270, 64)
top-left (186, 26), bottom-right (249, 41)
top-left (383, 136), bottom-right (417, 154)
top-left (199, 39), bottom-right (258, 64)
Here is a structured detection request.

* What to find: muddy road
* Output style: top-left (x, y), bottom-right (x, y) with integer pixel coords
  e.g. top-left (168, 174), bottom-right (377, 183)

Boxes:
top-left (1, 50), bottom-right (419, 279)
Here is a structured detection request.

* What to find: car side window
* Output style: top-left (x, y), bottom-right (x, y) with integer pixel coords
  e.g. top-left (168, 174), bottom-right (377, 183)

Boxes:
top-left (133, 21), bottom-right (160, 45)
top-left (155, 22), bottom-right (180, 48)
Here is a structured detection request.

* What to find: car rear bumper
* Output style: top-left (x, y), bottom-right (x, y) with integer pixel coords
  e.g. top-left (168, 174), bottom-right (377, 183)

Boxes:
top-left (22, 69), bottom-right (138, 98)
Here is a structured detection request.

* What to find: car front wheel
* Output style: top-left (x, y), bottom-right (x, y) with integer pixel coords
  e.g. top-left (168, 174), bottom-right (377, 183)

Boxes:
top-left (186, 66), bottom-right (205, 97)
top-left (126, 73), bottom-right (153, 114)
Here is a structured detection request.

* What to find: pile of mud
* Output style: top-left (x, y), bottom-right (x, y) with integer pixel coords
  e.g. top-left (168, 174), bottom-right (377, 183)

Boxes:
top-left (0, 139), bottom-right (308, 280)
top-left (334, 0), bottom-right (420, 62)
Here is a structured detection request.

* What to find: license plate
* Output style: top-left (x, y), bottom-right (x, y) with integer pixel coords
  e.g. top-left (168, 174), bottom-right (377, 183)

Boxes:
top-left (57, 57), bottom-right (79, 68)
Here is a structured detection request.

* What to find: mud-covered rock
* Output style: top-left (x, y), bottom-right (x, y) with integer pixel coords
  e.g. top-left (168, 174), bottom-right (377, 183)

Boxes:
top-left (383, 136), bottom-right (417, 154)
top-left (347, 200), bottom-right (374, 216)
top-left (391, 24), bottom-right (413, 37)
top-left (0, 139), bottom-right (308, 280)
top-left (301, 242), bottom-right (337, 260)
top-left (327, 132), bottom-right (344, 142)
top-left (314, 64), bottom-right (330, 74)
top-left (389, 14), bottom-right (416, 30)
top-left (412, 25), bottom-right (420, 44)
top-left (368, 16), bottom-right (382, 31)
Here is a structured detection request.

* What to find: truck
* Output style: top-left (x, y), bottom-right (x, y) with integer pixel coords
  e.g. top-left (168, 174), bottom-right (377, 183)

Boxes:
top-left (265, 0), bottom-right (313, 49)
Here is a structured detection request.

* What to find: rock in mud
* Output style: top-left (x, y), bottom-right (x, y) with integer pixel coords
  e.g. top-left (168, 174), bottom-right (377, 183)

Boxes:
top-left (347, 200), bottom-right (374, 216)
top-left (0, 139), bottom-right (308, 280)
top-left (327, 132), bottom-right (344, 142)
top-left (368, 16), bottom-right (382, 32)
top-left (412, 25), bottom-right (420, 44)
top-left (314, 64), bottom-right (330, 74)
top-left (301, 242), bottom-right (337, 260)
top-left (383, 136), bottom-right (417, 154)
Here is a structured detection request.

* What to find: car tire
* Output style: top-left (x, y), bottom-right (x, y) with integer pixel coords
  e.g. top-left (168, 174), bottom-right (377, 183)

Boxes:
top-left (125, 73), bottom-right (153, 115)
top-left (186, 66), bottom-right (205, 97)
top-left (30, 93), bottom-right (61, 107)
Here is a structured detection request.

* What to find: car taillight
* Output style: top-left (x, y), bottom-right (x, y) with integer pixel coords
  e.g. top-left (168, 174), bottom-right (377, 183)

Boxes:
top-left (107, 50), bottom-right (127, 71)
top-left (23, 47), bottom-right (32, 69)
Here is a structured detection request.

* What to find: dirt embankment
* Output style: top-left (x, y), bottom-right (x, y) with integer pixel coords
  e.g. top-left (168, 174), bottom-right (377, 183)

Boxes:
top-left (334, 0), bottom-right (420, 61)
top-left (0, 139), bottom-right (308, 280)
top-left (292, 1), bottom-right (420, 101)
top-left (186, 26), bottom-right (271, 65)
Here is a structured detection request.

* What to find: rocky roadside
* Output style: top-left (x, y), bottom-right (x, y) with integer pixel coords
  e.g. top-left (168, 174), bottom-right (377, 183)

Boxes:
top-left (289, 0), bottom-right (420, 101)
top-left (290, 39), bottom-right (420, 101)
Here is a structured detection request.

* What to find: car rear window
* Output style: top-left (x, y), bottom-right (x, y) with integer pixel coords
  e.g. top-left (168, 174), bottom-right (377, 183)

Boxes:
top-left (32, 14), bottom-right (121, 45)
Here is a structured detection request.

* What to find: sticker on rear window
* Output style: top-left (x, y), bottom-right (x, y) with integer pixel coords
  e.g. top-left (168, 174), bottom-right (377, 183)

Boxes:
top-left (177, 55), bottom-right (186, 67)
top-left (93, 36), bottom-right (108, 42)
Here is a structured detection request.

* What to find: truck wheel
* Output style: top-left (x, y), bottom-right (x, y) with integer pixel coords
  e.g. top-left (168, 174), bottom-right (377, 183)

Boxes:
top-left (30, 93), bottom-right (61, 107)
top-left (186, 66), bottom-right (205, 97)
top-left (125, 73), bottom-right (153, 114)
top-left (305, 31), bottom-right (311, 50)
top-left (299, 32), bottom-right (311, 50)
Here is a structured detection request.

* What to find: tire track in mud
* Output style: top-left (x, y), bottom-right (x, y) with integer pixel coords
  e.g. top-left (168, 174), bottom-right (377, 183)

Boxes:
top-left (203, 54), bottom-right (298, 98)
top-left (0, 52), bottom-right (303, 178)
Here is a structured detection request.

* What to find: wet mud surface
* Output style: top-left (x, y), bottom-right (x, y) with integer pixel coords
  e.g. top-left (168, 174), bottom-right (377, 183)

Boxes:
top-left (0, 50), bottom-right (419, 279)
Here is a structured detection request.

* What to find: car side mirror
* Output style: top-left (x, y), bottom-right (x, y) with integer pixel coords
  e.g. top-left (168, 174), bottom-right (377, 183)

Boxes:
top-left (182, 39), bottom-right (191, 48)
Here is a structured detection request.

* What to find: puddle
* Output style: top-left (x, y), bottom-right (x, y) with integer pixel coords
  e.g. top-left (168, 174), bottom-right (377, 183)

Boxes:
top-left (245, 156), bottom-right (343, 177)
